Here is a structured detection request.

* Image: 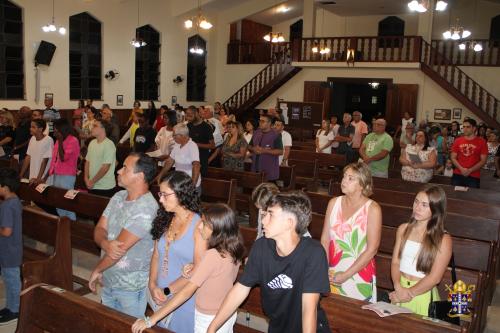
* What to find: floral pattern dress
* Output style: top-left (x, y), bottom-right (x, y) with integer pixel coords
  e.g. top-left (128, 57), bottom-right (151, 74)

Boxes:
top-left (328, 196), bottom-right (376, 302)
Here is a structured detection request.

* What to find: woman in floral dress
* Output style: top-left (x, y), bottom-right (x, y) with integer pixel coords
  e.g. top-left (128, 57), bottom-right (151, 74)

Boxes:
top-left (321, 162), bottom-right (382, 302)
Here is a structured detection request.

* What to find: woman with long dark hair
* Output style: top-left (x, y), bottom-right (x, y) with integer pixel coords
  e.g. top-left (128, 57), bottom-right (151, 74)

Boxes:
top-left (147, 171), bottom-right (206, 332)
top-left (132, 203), bottom-right (244, 333)
top-left (147, 100), bottom-right (158, 127)
top-left (390, 185), bottom-right (452, 315)
top-left (45, 118), bottom-right (80, 220)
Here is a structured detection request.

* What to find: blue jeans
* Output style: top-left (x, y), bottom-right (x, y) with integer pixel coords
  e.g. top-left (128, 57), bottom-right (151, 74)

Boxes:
top-left (1, 266), bottom-right (21, 313)
top-left (52, 174), bottom-right (76, 220)
top-left (451, 174), bottom-right (480, 188)
top-left (101, 287), bottom-right (147, 318)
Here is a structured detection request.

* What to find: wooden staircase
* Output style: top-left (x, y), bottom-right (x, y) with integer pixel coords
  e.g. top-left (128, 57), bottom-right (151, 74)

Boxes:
top-left (420, 39), bottom-right (500, 128)
top-left (223, 44), bottom-right (301, 119)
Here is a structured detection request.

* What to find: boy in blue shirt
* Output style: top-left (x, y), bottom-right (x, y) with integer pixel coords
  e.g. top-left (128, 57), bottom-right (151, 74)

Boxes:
top-left (0, 168), bottom-right (23, 325)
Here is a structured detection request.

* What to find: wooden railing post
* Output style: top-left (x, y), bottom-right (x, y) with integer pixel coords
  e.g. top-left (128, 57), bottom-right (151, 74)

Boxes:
top-left (292, 38), bottom-right (301, 62)
top-left (413, 36), bottom-right (422, 62)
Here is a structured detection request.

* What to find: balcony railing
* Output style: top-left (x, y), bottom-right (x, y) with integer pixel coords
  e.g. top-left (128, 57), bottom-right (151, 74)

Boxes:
top-left (431, 39), bottom-right (500, 66)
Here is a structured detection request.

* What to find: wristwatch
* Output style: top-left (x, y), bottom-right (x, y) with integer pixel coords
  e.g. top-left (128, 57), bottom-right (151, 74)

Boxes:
top-left (163, 287), bottom-right (171, 296)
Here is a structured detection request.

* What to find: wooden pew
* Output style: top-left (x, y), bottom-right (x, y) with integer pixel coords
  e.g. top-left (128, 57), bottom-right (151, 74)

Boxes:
top-left (206, 168), bottom-right (264, 227)
top-left (361, 177), bottom-right (500, 206)
top-left (306, 191), bottom-right (500, 306)
top-left (328, 183), bottom-right (500, 221)
top-left (289, 150), bottom-right (346, 183)
top-left (278, 165), bottom-right (296, 191)
top-left (22, 207), bottom-right (73, 292)
top-left (237, 227), bottom-right (469, 333)
top-left (17, 284), bottom-right (171, 333)
top-left (288, 158), bottom-right (318, 190)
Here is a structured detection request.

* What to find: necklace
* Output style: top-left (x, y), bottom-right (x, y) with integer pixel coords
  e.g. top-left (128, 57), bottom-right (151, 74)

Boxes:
top-left (160, 211), bottom-right (192, 276)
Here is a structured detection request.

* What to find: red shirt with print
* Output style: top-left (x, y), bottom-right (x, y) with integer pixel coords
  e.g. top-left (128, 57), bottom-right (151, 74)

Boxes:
top-left (451, 136), bottom-right (487, 178)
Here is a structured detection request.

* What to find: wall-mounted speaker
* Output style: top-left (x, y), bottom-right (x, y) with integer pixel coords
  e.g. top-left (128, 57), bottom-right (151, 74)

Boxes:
top-left (35, 41), bottom-right (56, 66)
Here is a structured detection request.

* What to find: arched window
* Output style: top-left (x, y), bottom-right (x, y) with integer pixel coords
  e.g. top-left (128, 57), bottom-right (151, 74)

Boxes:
top-left (0, 0), bottom-right (24, 99)
top-left (490, 15), bottom-right (500, 41)
top-left (69, 12), bottom-right (102, 100)
top-left (378, 16), bottom-right (405, 48)
top-left (135, 25), bottom-right (160, 101)
top-left (187, 35), bottom-right (206, 102)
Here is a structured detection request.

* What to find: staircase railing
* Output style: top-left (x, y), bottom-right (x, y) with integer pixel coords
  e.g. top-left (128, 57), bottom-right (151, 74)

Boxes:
top-left (431, 39), bottom-right (500, 66)
top-left (421, 40), bottom-right (499, 123)
top-left (223, 43), bottom-right (292, 110)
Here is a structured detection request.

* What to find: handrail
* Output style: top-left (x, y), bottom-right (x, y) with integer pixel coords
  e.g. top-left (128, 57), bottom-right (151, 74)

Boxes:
top-left (421, 39), bottom-right (499, 122)
top-left (431, 39), bottom-right (500, 66)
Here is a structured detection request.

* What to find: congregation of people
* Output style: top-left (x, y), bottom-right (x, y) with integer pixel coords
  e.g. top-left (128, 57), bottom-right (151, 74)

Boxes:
top-left (0, 98), bottom-right (498, 332)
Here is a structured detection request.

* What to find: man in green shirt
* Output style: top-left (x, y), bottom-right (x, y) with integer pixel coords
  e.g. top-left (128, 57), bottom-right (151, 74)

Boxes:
top-left (359, 118), bottom-right (393, 178)
top-left (85, 119), bottom-right (117, 197)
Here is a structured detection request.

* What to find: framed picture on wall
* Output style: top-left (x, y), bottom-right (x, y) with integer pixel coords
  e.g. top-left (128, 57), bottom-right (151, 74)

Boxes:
top-left (116, 95), bottom-right (123, 106)
top-left (453, 108), bottom-right (462, 119)
top-left (44, 93), bottom-right (53, 100)
top-left (171, 96), bottom-right (177, 106)
top-left (434, 108), bottom-right (451, 121)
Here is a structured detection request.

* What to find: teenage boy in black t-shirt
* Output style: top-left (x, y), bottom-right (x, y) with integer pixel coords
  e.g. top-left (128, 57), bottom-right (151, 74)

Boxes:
top-left (185, 106), bottom-right (215, 176)
top-left (207, 191), bottom-right (331, 333)
top-left (133, 112), bottom-right (157, 153)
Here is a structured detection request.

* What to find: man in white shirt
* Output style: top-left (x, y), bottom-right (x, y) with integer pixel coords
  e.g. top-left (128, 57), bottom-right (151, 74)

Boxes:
top-left (155, 123), bottom-right (201, 193)
top-left (19, 119), bottom-right (53, 184)
top-left (274, 119), bottom-right (292, 166)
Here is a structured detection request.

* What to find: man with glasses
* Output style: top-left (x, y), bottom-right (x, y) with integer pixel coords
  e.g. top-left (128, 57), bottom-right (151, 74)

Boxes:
top-left (359, 118), bottom-right (393, 178)
top-left (89, 153), bottom-right (158, 318)
top-left (185, 106), bottom-right (215, 176)
top-left (249, 115), bottom-right (283, 181)
top-left (84, 119), bottom-right (116, 197)
top-left (450, 118), bottom-right (487, 188)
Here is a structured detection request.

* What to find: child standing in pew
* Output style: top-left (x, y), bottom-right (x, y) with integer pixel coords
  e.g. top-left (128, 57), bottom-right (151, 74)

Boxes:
top-left (207, 191), bottom-right (331, 333)
top-left (389, 185), bottom-right (452, 316)
top-left (132, 203), bottom-right (245, 333)
top-left (0, 168), bottom-right (23, 325)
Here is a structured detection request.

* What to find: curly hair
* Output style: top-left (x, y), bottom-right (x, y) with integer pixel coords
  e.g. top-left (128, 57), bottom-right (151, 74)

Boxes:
top-left (151, 171), bottom-right (201, 240)
top-left (202, 203), bottom-right (245, 264)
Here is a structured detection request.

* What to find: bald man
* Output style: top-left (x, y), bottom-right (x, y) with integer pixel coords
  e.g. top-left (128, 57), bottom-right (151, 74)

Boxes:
top-left (359, 118), bottom-right (393, 178)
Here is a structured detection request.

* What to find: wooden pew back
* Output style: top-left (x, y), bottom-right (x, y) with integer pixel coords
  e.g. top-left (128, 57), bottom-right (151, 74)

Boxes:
top-left (17, 285), bottom-right (171, 333)
top-left (22, 207), bottom-right (73, 291)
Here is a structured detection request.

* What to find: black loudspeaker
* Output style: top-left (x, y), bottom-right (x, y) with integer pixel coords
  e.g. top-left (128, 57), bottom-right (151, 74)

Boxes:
top-left (35, 41), bottom-right (56, 66)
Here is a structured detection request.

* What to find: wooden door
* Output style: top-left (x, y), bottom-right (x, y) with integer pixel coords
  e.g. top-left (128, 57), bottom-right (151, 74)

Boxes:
top-left (386, 83), bottom-right (418, 129)
top-left (303, 81), bottom-right (331, 120)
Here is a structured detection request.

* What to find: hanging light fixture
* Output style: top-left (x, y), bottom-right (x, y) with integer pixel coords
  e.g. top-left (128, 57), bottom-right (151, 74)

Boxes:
top-left (185, 0), bottom-right (213, 30)
top-left (312, 8), bottom-right (330, 54)
top-left (443, 18), bottom-right (471, 40)
top-left (42, 0), bottom-right (66, 35)
top-left (458, 41), bottom-right (482, 52)
top-left (263, 0), bottom-right (286, 43)
top-left (408, 0), bottom-right (448, 12)
top-left (130, 0), bottom-right (147, 48)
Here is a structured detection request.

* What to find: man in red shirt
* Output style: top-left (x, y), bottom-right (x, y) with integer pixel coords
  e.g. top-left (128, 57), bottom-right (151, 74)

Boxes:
top-left (450, 118), bottom-right (487, 188)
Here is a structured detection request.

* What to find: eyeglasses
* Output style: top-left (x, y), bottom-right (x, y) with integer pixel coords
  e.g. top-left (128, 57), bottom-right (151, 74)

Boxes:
top-left (158, 192), bottom-right (175, 198)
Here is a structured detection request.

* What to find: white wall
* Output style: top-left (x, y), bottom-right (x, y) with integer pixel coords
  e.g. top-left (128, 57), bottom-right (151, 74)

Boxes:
top-left (255, 65), bottom-right (478, 125)
top-left (1, 0), bottom-right (220, 110)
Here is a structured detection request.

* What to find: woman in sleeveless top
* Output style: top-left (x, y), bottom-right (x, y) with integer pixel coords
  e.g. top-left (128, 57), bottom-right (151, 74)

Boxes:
top-left (321, 162), bottom-right (382, 302)
top-left (148, 171), bottom-right (207, 332)
top-left (390, 185), bottom-right (452, 316)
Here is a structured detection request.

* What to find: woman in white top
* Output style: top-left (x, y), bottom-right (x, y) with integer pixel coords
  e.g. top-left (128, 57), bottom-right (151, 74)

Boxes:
top-left (400, 130), bottom-right (437, 183)
top-left (148, 111), bottom-right (177, 166)
top-left (316, 119), bottom-right (335, 154)
top-left (390, 185), bottom-right (452, 316)
top-left (395, 112), bottom-right (414, 139)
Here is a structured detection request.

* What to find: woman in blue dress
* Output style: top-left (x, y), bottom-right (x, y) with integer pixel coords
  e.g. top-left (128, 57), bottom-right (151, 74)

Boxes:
top-left (148, 171), bottom-right (207, 332)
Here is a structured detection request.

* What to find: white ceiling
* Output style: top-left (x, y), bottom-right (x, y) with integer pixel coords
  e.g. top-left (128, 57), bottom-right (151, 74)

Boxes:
top-left (316, 0), bottom-right (411, 17)
top-left (246, 0), bottom-right (304, 26)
